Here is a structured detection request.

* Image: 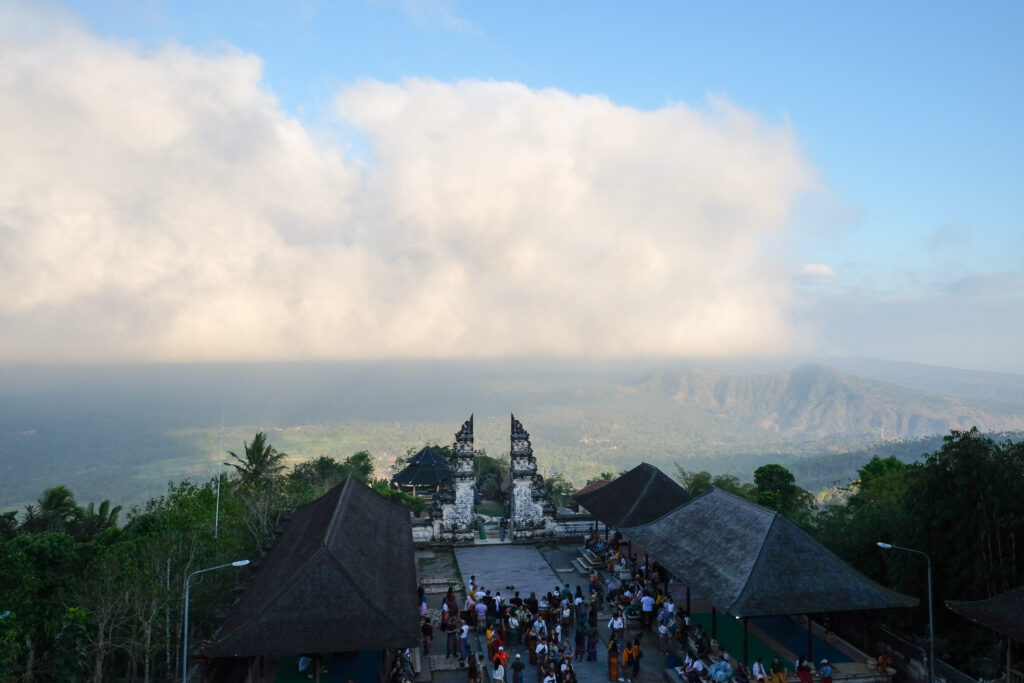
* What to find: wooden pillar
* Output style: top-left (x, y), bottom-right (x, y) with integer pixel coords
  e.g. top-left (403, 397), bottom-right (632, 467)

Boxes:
top-left (743, 617), bottom-right (749, 666)
top-left (806, 615), bottom-right (814, 664)
top-left (711, 606), bottom-right (718, 639)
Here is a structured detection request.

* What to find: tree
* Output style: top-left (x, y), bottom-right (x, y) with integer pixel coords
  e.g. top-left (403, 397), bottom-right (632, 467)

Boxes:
top-left (226, 433), bottom-right (291, 546)
top-left (902, 428), bottom-right (1024, 602)
top-left (21, 485), bottom-right (80, 534)
top-left (474, 452), bottom-right (509, 502)
top-left (370, 479), bottom-right (428, 515)
top-left (0, 609), bottom-right (21, 681)
top-left (71, 500), bottom-right (123, 541)
top-left (226, 432), bottom-right (288, 487)
top-left (76, 529), bottom-right (135, 683)
top-left (342, 450), bottom-right (374, 482)
top-left (812, 455), bottom-right (910, 581)
top-left (52, 607), bottom-right (90, 683)
top-left (752, 464), bottom-right (812, 518)
top-left (545, 473), bottom-right (576, 508)
top-left (675, 467), bottom-right (712, 495)
top-left (289, 455), bottom-right (349, 495)
top-left (674, 467), bottom-right (754, 498)
top-left (0, 510), bottom-right (17, 540)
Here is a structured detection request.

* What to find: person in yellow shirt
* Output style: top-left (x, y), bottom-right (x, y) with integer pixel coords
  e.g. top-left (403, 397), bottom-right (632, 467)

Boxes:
top-left (770, 657), bottom-right (787, 683)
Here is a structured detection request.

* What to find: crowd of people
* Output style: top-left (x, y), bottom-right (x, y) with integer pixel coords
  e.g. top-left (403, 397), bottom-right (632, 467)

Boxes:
top-left (409, 535), bottom-right (856, 683)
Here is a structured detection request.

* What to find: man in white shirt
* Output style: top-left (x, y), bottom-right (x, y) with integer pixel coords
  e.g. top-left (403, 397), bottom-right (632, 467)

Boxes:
top-left (535, 638), bottom-right (549, 661)
top-left (640, 593), bottom-right (656, 630)
top-left (460, 622), bottom-right (471, 661)
top-left (608, 612), bottom-right (625, 649)
top-left (685, 657), bottom-right (705, 683)
top-left (751, 657), bottom-right (767, 682)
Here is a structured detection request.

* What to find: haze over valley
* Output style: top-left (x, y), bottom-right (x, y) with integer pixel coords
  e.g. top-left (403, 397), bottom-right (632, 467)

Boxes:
top-left (3, 358), bottom-right (1022, 510)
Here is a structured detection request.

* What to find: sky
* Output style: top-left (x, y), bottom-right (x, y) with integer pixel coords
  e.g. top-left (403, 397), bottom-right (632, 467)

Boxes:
top-left (1, 1), bottom-right (1022, 372)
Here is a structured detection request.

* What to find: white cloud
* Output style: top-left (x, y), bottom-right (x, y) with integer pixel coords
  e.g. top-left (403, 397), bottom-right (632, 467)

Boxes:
top-left (0, 6), bottom-right (818, 362)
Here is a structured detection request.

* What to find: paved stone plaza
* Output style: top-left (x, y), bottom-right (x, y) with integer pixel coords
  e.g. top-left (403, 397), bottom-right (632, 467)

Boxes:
top-left (453, 545), bottom-right (562, 600)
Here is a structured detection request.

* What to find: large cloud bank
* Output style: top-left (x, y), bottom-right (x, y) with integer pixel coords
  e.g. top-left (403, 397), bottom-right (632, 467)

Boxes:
top-left (0, 7), bottom-right (816, 362)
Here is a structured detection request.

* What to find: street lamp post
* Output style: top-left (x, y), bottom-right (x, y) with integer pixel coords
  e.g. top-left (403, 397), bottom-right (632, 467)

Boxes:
top-left (183, 559), bottom-right (249, 683)
top-left (877, 542), bottom-right (934, 683)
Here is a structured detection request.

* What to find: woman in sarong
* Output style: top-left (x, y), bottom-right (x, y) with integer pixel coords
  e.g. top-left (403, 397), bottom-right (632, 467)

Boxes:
top-left (607, 639), bottom-right (620, 681)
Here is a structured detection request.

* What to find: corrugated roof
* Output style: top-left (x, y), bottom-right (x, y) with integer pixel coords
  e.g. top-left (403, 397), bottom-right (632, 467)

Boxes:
top-left (622, 486), bottom-right (917, 617)
top-left (205, 475), bottom-right (420, 657)
top-left (947, 586), bottom-right (1024, 642)
top-left (573, 462), bottom-right (690, 528)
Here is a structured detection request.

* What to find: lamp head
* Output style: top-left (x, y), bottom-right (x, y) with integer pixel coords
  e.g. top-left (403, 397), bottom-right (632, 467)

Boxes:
top-left (876, 542), bottom-right (893, 549)
top-left (231, 559), bottom-right (250, 567)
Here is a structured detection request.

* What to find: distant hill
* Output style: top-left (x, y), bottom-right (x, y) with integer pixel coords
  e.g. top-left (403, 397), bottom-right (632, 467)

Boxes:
top-left (629, 363), bottom-right (1024, 440)
top-left (1, 359), bottom-right (1021, 509)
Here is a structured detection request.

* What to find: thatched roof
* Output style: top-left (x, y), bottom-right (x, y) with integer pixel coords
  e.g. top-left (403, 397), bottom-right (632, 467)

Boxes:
top-left (573, 462), bottom-right (690, 528)
top-left (622, 486), bottom-right (917, 617)
top-left (205, 475), bottom-right (420, 657)
top-left (391, 446), bottom-right (452, 487)
top-left (947, 586), bottom-right (1024, 642)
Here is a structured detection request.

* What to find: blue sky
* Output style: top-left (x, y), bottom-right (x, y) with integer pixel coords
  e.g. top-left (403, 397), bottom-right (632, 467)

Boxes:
top-left (2, 1), bottom-right (1022, 372)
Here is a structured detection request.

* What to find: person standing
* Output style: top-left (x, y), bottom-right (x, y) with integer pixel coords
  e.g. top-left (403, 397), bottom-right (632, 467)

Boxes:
top-left (499, 516), bottom-right (508, 541)
top-left (494, 659), bottom-right (506, 683)
top-left (641, 591), bottom-right (656, 630)
top-left (512, 654), bottom-right (526, 683)
top-left (795, 656), bottom-right (812, 683)
top-left (607, 611), bottom-right (625, 650)
top-left (607, 640), bottom-right (621, 682)
top-left (574, 623), bottom-right (585, 662)
top-left (628, 638), bottom-right (642, 678)
top-left (586, 624), bottom-right (598, 662)
top-left (460, 620), bottom-right (471, 661)
top-left (819, 660), bottom-right (833, 683)
top-left (421, 617), bottom-right (434, 655)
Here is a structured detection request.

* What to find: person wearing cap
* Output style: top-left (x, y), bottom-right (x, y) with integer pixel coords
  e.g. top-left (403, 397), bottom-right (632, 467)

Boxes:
top-left (494, 646), bottom-right (509, 667)
top-left (511, 654), bottom-right (525, 683)
top-left (819, 660), bottom-right (833, 683)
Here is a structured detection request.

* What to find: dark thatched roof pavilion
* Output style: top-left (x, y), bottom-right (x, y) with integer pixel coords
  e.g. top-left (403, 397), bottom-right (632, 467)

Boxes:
top-left (572, 462), bottom-right (691, 528)
top-left (622, 486), bottom-right (917, 617)
top-left (391, 446), bottom-right (453, 490)
top-left (205, 475), bottom-right (420, 658)
top-left (947, 586), bottom-right (1024, 642)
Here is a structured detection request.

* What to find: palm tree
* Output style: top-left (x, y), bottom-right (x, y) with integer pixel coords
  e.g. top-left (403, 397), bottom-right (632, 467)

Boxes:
top-left (226, 432), bottom-right (288, 487)
top-left (35, 485), bottom-right (80, 532)
top-left (72, 500), bottom-right (123, 540)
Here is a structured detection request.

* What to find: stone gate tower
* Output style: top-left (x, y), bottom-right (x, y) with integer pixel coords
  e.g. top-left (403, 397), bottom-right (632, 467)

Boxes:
top-left (508, 414), bottom-right (556, 539)
top-left (452, 414), bottom-right (477, 525)
top-left (430, 414), bottom-right (477, 544)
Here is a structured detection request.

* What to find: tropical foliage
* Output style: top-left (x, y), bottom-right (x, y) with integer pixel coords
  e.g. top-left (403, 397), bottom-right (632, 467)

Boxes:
top-left (0, 433), bottom-right (428, 682)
